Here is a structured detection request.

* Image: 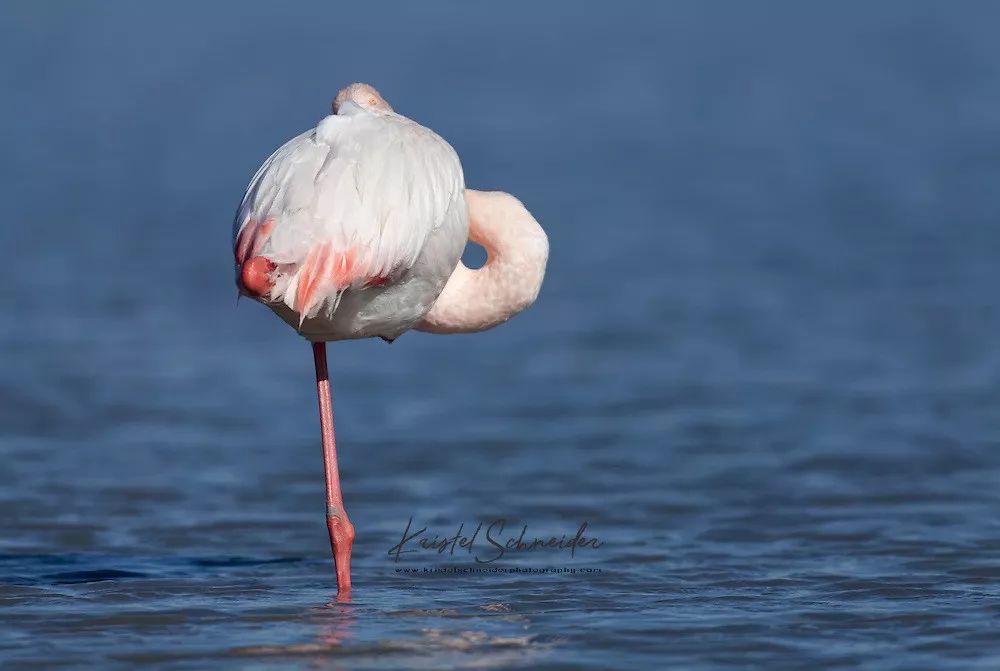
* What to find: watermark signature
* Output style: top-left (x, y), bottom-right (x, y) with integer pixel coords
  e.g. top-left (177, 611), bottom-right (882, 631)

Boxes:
top-left (387, 518), bottom-right (603, 564)
top-left (394, 566), bottom-right (603, 575)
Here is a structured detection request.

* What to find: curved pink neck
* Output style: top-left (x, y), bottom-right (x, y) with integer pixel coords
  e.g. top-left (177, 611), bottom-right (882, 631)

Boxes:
top-left (416, 190), bottom-right (548, 334)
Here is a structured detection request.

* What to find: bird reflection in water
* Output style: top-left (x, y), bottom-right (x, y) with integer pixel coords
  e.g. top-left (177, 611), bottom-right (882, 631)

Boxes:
top-left (229, 599), bottom-right (550, 667)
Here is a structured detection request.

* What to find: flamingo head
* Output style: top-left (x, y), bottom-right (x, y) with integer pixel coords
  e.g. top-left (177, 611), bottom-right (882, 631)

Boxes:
top-left (332, 83), bottom-right (393, 114)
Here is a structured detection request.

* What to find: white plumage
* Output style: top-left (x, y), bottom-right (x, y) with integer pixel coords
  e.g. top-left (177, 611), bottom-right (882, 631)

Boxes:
top-left (234, 94), bottom-right (468, 341)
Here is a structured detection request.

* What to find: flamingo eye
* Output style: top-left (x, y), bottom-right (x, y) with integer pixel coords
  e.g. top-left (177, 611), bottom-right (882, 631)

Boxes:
top-left (368, 96), bottom-right (378, 106)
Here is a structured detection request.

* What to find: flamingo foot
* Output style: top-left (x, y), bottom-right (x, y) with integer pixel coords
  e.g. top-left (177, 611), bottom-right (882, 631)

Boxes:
top-left (327, 509), bottom-right (355, 593)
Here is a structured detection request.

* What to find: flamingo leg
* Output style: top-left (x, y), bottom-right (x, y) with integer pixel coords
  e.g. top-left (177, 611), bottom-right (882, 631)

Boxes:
top-left (312, 341), bottom-right (355, 593)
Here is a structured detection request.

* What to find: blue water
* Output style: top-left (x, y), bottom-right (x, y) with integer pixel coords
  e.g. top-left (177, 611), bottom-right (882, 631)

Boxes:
top-left (3, 2), bottom-right (1000, 668)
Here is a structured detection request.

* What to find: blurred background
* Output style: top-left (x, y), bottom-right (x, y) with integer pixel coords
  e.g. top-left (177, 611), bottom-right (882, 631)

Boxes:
top-left (2, 1), bottom-right (1000, 669)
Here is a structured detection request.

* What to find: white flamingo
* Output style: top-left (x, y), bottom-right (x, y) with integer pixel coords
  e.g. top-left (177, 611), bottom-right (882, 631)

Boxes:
top-left (233, 83), bottom-right (548, 593)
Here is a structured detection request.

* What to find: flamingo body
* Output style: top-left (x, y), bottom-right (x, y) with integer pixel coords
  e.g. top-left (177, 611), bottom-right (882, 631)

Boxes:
top-left (234, 93), bottom-right (468, 341)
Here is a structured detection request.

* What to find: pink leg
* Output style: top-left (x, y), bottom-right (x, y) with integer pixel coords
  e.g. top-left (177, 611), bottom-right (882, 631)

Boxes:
top-left (312, 341), bottom-right (355, 593)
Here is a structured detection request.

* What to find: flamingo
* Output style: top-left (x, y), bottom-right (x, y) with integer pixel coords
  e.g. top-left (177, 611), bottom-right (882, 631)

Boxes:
top-left (232, 83), bottom-right (548, 594)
